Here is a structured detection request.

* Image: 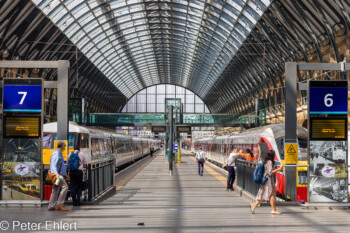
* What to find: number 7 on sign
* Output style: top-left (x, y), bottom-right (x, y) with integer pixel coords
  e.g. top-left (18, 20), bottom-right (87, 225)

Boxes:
top-left (18, 91), bottom-right (27, 104)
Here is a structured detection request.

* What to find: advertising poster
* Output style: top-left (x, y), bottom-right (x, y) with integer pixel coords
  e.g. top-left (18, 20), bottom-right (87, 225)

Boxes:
top-left (2, 138), bottom-right (41, 200)
top-left (309, 141), bottom-right (348, 202)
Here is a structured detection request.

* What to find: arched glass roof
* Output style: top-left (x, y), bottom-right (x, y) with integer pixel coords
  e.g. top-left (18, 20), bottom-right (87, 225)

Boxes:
top-left (122, 84), bottom-right (210, 113)
top-left (32, 0), bottom-right (271, 98)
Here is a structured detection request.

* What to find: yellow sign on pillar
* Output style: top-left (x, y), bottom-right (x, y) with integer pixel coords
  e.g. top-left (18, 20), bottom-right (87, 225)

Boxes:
top-left (54, 140), bottom-right (68, 160)
top-left (179, 148), bottom-right (181, 165)
top-left (285, 143), bottom-right (298, 164)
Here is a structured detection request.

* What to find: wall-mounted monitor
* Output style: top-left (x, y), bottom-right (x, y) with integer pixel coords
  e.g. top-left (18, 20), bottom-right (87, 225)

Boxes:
top-left (4, 116), bottom-right (41, 138)
top-left (310, 118), bottom-right (346, 140)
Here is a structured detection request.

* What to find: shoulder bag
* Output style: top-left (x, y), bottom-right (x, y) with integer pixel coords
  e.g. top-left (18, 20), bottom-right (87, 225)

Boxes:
top-left (46, 163), bottom-right (62, 185)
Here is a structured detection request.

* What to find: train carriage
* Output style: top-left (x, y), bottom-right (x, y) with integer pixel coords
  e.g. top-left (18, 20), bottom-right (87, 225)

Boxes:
top-left (43, 122), bottom-right (161, 169)
top-left (192, 124), bottom-right (308, 201)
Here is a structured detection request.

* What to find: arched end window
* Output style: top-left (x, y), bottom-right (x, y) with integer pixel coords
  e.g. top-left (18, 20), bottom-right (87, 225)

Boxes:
top-left (122, 84), bottom-right (210, 113)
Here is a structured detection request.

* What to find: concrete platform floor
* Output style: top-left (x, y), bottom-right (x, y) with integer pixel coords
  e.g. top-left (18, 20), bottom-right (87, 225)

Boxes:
top-left (0, 152), bottom-right (350, 233)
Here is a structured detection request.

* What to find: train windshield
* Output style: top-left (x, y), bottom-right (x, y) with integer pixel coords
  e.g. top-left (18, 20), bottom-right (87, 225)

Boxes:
top-left (43, 133), bottom-right (76, 148)
top-left (276, 137), bottom-right (308, 161)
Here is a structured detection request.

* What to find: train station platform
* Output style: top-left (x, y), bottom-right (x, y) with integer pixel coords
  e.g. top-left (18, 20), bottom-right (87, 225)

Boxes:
top-left (1, 151), bottom-right (350, 232)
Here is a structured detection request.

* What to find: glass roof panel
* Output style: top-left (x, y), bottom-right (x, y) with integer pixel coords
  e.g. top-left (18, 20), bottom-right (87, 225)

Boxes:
top-left (33, 0), bottom-right (272, 98)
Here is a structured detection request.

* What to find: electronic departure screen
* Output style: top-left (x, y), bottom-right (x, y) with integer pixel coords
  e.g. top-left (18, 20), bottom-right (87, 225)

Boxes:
top-left (4, 116), bottom-right (41, 138)
top-left (310, 118), bottom-right (346, 140)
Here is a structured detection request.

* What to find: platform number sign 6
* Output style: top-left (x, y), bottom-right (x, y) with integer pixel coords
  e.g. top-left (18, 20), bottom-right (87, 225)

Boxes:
top-left (324, 94), bottom-right (333, 107)
top-left (18, 92), bottom-right (27, 104)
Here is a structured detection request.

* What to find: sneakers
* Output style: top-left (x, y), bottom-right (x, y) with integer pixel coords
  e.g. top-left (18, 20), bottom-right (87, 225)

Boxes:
top-left (226, 188), bottom-right (234, 191)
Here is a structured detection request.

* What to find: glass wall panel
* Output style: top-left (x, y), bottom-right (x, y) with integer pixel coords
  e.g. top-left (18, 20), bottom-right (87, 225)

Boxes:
top-left (186, 104), bottom-right (195, 113)
top-left (186, 95), bottom-right (194, 104)
top-left (158, 95), bottom-right (165, 104)
top-left (157, 85), bottom-right (166, 94)
top-left (137, 94), bottom-right (146, 104)
top-left (167, 85), bottom-right (175, 94)
top-left (137, 103), bottom-right (146, 112)
top-left (195, 104), bottom-right (204, 113)
top-left (147, 103), bottom-right (156, 112)
top-left (157, 104), bottom-right (165, 112)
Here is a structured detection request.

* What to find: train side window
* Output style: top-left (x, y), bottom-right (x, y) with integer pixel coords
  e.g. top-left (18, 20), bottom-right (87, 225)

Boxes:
top-left (298, 171), bottom-right (307, 185)
top-left (91, 138), bottom-right (100, 160)
top-left (80, 134), bottom-right (89, 148)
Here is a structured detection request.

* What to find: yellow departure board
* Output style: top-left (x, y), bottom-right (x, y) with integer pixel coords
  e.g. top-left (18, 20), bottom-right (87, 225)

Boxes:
top-left (310, 118), bottom-right (346, 140)
top-left (4, 116), bottom-right (40, 138)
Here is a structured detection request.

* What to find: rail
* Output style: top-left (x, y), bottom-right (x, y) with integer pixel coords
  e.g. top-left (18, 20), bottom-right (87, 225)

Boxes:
top-left (87, 159), bottom-right (114, 201)
top-left (236, 160), bottom-right (260, 197)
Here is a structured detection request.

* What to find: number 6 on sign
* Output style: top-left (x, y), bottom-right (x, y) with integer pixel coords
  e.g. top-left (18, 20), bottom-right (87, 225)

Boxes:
top-left (18, 92), bottom-right (27, 104)
top-left (324, 93), bottom-right (333, 107)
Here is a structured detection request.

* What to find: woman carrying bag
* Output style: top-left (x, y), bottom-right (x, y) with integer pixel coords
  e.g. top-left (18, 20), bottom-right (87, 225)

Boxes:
top-left (250, 150), bottom-right (284, 215)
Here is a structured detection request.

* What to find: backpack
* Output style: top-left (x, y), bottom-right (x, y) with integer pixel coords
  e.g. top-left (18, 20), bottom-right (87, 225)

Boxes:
top-left (68, 152), bottom-right (80, 171)
top-left (253, 163), bottom-right (268, 184)
top-left (197, 152), bottom-right (205, 163)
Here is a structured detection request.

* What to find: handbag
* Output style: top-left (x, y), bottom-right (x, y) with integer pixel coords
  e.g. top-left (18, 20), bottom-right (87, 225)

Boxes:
top-left (46, 163), bottom-right (62, 185)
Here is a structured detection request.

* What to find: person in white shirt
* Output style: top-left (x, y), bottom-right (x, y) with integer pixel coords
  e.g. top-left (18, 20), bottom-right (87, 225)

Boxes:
top-left (227, 148), bottom-right (239, 191)
top-left (195, 147), bottom-right (205, 176)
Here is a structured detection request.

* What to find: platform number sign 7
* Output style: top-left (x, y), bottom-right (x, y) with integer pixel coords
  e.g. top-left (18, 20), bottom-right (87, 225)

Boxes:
top-left (18, 92), bottom-right (27, 104)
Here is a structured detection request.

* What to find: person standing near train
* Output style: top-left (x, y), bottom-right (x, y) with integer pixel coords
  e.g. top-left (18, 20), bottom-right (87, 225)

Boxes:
top-left (246, 148), bottom-right (255, 162)
top-left (67, 145), bottom-right (87, 206)
top-left (250, 150), bottom-right (284, 214)
top-left (196, 146), bottom-right (205, 176)
top-left (150, 144), bottom-right (155, 157)
top-left (227, 148), bottom-right (239, 191)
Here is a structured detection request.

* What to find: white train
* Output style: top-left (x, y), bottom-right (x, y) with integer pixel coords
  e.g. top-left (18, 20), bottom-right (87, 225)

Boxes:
top-left (43, 122), bottom-right (160, 168)
top-left (192, 124), bottom-right (308, 167)
top-left (192, 124), bottom-right (308, 201)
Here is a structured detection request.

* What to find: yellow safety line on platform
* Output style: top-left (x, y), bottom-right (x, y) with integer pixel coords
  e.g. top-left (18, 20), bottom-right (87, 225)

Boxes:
top-left (188, 156), bottom-right (227, 186)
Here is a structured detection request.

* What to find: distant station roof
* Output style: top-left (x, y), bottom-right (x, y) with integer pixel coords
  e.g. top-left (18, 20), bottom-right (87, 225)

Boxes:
top-left (32, 0), bottom-right (271, 98)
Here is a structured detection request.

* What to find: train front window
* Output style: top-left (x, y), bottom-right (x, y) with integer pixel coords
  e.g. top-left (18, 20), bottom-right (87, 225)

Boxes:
top-left (298, 171), bottom-right (307, 185)
top-left (298, 137), bottom-right (307, 161)
top-left (43, 133), bottom-right (56, 148)
top-left (275, 137), bottom-right (284, 160)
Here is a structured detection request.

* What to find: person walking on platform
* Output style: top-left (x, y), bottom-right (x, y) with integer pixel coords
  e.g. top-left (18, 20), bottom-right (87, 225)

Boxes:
top-left (67, 145), bottom-right (87, 206)
top-left (196, 147), bottom-right (205, 176)
top-left (227, 148), bottom-right (239, 191)
top-left (48, 141), bottom-right (69, 211)
top-left (150, 144), bottom-right (155, 157)
top-left (250, 150), bottom-right (284, 215)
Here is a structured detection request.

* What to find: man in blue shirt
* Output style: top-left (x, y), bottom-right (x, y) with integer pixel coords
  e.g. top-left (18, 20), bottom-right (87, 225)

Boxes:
top-left (48, 141), bottom-right (69, 211)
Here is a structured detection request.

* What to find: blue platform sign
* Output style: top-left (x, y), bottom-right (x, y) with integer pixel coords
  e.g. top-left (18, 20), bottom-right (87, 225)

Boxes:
top-left (3, 85), bottom-right (42, 112)
top-left (173, 143), bottom-right (178, 153)
top-left (309, 85), bottom-right (348, 115)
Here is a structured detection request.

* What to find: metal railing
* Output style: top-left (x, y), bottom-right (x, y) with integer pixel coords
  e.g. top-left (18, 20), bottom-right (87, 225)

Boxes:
top-left (87, 159), bottom-right (114, 201)
top-left (236, 160), bottom-right (307, 202)
top-left (236, 160), bottom-right (260, 197)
